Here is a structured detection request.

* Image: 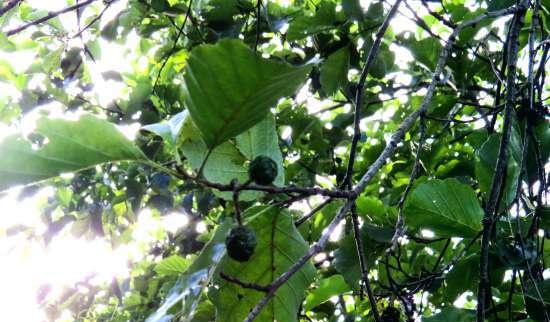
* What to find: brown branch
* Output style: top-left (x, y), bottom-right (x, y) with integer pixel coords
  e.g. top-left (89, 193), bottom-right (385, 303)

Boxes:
top-left (4, 0), bottom-right (101, 36)
top-left (389, 116), bottom-right (426, 252)
top-left (341, 0), bottom-right (404, 189)
top-left (420, 0), bottom-right (456, 28)
top-left (294, 198), bottom-right (333, 227)
top-left (476, 1), bottom-right (529, 321)
top-left (350, 203), bottom-right (381, 322)
top-left (152, 0), bottom-right (193, 95)
top-left (175, 166), bottom-right (355, 199)
top-left (71, 1), bottom-right (113, 38)
top-left (0, 0), bottom-right (23, 18)
top-left (219, 272), bottom-right (269, 293)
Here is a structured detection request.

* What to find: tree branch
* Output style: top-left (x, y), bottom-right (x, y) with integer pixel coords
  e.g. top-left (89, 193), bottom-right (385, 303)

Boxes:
top-left (341, 0), bottom-right (404, 189)
top-left (0, 0), bottom-right (23, 18)
top-left (477, 1), bottom-right (528, 321)
top-left (220, 272), bottom-right (269, 293)
top-left (350, 203), bottom-right (381, 321)
top-left (4, 0), bottom-right (101, 36)
top-left (153, 0), bottom-right (193, 95)
top-left (389, 115), bottom-right (426, 252)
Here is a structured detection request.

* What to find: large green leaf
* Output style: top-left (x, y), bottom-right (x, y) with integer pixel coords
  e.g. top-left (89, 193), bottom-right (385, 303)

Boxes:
top-left (146, 219), bottom-right (232, 322)
top-left (320, 46), bottom-right (349, 95)
top-left (444, 253), bottom-right (505, 301)
top-left (475, 128), bottom-right (522, 210)
top-left (235, 115), bottom-right (285, 186)
top-left (181, 120), bottom-right (253, 200)
top-left (0, 114), bottom-right (146, 191)
top-left (286, 2), bottom-right (338, 41)
top-left (400, 37), bottom-right (442, 71)
top-left (211, 206), bottom-right (315, 322)
top-left (182, 39), bottom-right (310, 148)
top-left (525, 279), bottom-right (550, 322)
top-left (404, 178), bottom-right (484, 238)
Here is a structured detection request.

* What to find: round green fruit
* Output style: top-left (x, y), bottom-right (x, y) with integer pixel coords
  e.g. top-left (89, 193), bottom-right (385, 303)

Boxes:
top-left (248, 155), bottom-right (278, 185)
top-left (225, 226), bottom-right (257, 262)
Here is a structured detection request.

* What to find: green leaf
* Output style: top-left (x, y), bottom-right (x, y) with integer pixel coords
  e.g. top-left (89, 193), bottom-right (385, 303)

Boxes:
top-left (320, 46), bottom-right (349, 95)
top-left (334, 224), bottom-right (393, 289)
top-left (488, 0), bottom-right (515, 11)
top-left (525, 279), bottom-right (550, 322)
top-left (401, 37), bottom-right (442, 71)
top-left (304, 274), bottom-right (351, 311)
top-left (356, 195), bottom-right (386, 219)
top-left (0, 114), bottom-right (147, 191)
top-left (142, 111), bottom-right (188, 145)
top-left (182, 39), bottom-right (310, 148)
top-left (180, 118), bottom-right (259, 201)
top-left (211, 206), bottom-right (315, 322)
top-left (235, 115), bottom-right (285, 186)
top-left (154, 255), bottom-right (191, 277)
top-left (342, 0), bottom-right (364, 21)
top-left (146, 219), bottom-right (232, 322)
top-left (286, 2), bottom-right (338, 41)
top-left (404, 178), bottom-right (484, 238)
top-left (444, 253), bottom-right (505, 301)
top-left (423, 307), bottom-right (475, 321)
top-left (475, 129), bottom-right (522, 210)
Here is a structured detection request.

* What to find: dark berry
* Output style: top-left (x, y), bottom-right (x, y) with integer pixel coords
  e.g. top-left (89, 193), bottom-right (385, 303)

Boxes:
top-left (225, 226), bottom-right (257, 262)
top-left (248, 155), bottom-right (278, 185)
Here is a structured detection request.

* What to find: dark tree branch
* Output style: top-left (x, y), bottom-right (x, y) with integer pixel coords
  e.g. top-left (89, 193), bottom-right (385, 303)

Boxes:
top-left (341, 0), bottom-right (404, 189)
top-left (389, 115), bottom-right (426, 252)
top-left (173, 166), bottom-right (356, 199)
top-left (420, 0), bottom-right (456, 28)
top-left (152, 0), bottom-right (193, 95)
top-left (477, 1), bottom-right (528, 321)
top-left (219, 272), bottom-right (269, 292)
top-left (0, 0), bottom-right (23, 18)
top-left (350, 203), bottom-right (381, 322)
top-left (71, 1), bottom-right (113, 38)
top-left (295, 198), bottom-right (333, 227)
top-left (4, 0), bottom-right (101, 36)
top-left (254, 0), bottom-right (261, 52)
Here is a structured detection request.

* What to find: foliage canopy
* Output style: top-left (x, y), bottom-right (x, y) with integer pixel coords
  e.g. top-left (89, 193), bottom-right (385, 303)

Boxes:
top-left (0, 0), bottom-right (548, 321)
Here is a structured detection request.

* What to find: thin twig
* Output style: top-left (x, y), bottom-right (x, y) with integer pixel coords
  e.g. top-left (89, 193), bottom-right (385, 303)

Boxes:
top-left (254, 0), bottom-right (262, 52)
top-left (341, 0), bottom-right (404, 189)
top-left (389, 115), bottom-right (426, 252)
top-left (231, 179), bottom-right (242, 226)
top-left (295, 198), bottom-right (333, 227)
top-left (220, 272), bottom-right (269, 292)
top-left (243, 202), bottom-right (353, 322)
top-left (350, 203), bottom-right (381, 322)
top-left (71, 1), bottom-right (114, 38)
top-left (152, 0), bottom-right (193, 94)
top-left (5, 0), bottom-right (100, 36)
top-left (0, 0), bottom-right (23, 18)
